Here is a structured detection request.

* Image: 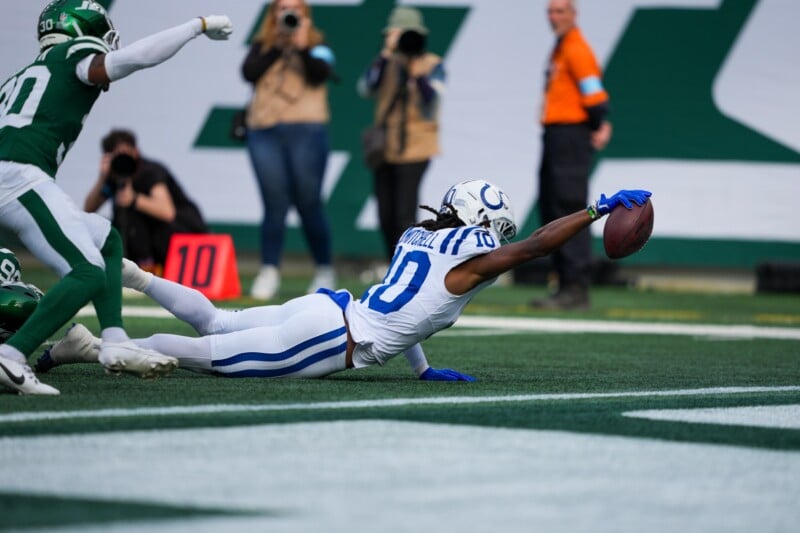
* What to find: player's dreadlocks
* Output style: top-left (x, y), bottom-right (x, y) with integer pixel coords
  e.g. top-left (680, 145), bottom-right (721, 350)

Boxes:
top-left (414, 203), bottom-right (466, 232)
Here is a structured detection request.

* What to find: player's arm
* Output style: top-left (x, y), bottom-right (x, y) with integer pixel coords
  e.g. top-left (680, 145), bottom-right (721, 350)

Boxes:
top-left (403, 344), bottom-right (476, 382)
top-left (78, 16), bottom-right (233, 86)
top-left (445, 190), bottom-right (651, 295)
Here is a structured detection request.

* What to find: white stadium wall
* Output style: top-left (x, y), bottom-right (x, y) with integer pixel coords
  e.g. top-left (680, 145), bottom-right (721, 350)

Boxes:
top-left (1, 0), bottom-right (797, 267)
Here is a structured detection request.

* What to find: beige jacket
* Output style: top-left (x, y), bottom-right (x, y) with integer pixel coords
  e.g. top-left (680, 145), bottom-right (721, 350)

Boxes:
top-left (247, 50), bottom-right (329, 129)
top-left (373, 53), bottom-right (442, 163)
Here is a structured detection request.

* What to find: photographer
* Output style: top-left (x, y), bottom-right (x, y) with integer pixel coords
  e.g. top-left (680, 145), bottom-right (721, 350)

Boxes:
top-left (357, 6), bottom-right (446, 262)
top-left (84, 129), bottom-right (207, 273)
top-left (240, 0), bottom-right (337, 300)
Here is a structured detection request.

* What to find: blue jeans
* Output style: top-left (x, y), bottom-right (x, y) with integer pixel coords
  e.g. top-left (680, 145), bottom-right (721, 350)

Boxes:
top-left (245, 123), bottom-right (332, 267)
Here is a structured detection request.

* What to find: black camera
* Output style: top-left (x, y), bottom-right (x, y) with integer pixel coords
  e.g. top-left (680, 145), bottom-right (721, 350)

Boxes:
top-left (110, 153), bottom-right (138, 178)
top-left (397, 29), bottom-right (427, 57)
top-left (279, 10), bottom-right (300, 32)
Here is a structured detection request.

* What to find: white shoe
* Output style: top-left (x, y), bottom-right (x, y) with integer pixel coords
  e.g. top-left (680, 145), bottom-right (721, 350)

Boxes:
top-left (121, 258), bottom-right (153, 292)
top-left (35, 323), bottom-right (101, 373)
top-left (99, 341), bottom-right (178, 379)
top-left (250, 265), bottom-right (280, 300)
top-left (0, 356), bottom-right (60, 395)
top-left (307, 265), bottom-right (336, 294)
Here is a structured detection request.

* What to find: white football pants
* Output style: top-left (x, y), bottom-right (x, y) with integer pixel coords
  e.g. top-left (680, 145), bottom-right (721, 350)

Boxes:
top-left (133, 275), bottom-right (347, 378)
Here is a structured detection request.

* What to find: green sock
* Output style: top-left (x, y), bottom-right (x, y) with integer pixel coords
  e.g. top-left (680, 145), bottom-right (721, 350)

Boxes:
top-left (92, 228), bottom-right (124, 330)
top-left (7, 263), bottom-right (104, 356)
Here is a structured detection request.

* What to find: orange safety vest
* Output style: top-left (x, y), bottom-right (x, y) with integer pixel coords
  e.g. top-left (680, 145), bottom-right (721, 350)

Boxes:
top-left (541, 26), bottom-right (608, 125)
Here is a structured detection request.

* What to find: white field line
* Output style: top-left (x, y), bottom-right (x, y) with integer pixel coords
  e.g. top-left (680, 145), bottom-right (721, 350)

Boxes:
top-left (78, 305), bottom-right (800, 340)
top-left (454, 315), bottom-right (800, 340)
top-left (2, 386), bottom-right (799, 424)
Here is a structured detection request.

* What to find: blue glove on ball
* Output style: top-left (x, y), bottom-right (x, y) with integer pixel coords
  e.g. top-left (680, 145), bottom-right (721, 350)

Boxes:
top-left (420, 367), bottom-right (477, 382)
top-left (596, 189), bottom-right (651, 216)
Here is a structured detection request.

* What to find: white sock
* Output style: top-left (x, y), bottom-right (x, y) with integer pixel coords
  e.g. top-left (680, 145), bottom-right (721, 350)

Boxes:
top-left (101, 327), bottom-right (129, 343)
top-left (144, 276), bottom-right (220, 334)
top-left (0, 344), bottom-right (27, 365)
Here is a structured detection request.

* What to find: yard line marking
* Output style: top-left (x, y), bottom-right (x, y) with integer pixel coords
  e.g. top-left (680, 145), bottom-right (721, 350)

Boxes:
top-left (624, 404), bottom-right (800, 430)
top-left (2, 386), bottom-right (798, 424)
top-left (76, 306), bottom-right (800, 340)
top-left (454, 316), bottom-right (800, 340)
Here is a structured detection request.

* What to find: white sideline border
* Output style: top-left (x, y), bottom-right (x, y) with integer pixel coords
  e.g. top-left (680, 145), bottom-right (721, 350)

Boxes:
top-left (624, 404), bottom-right (800, 430)
top-left (2, 386), bottom-right (799, 424)
top-left (77, 305), bottom-right (800, 340)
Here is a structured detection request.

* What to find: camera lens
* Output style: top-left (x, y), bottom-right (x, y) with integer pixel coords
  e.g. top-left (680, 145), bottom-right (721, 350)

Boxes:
top-left (280, 10), bottom-right (300, 30)
top-left (397, 30), bottom-right (426, 57)
top-left (110, 153), bottom-right (138, 177)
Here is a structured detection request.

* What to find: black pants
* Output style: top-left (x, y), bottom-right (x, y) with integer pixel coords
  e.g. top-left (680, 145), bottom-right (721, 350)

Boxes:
top-left (373, 160), bottom-right (429, 260)
top-left (114, 205), bottom-right (207, 266)
top-left (538, 124), bottom-right (594, 289)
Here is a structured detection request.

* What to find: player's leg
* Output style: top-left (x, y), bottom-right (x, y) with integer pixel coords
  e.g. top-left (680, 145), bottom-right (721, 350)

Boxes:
top-left (76, 211), bottom-right (176, 377)
top-left (135, 293), bottom-right (348, 378)
top-left (122, 257), bottom-right (239, 335)
top-left (0, 185), bottom-right (107, 359)
top-left (0, 182), bottom-right (106, 393)
top-left (123, 258), bottom-right (328, 335)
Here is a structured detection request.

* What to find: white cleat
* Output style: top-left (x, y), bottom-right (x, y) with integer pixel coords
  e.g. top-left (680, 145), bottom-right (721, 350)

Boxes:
top-left (0, 356), bottom-right (60, 395)
top-left (99, 341), bottom-right (178, 379)
top-left (35, 323), bottom-right (101, 373)
top-left (251, 264), bottom-right (280, 300)
top-left (121, 258), bottom-right (153, 292)
top-left (51, 323), bottom-right (100, 362)
top-left (307, 266), bottom-right (336, 294)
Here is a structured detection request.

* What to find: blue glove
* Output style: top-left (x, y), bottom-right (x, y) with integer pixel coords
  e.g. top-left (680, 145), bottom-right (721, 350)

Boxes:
top-left (420, 367), bottom-right (477, 382)
top-left (595, 189), bottom-right (652, 216)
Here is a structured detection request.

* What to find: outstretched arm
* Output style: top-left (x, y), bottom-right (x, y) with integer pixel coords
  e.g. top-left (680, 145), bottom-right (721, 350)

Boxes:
top-left (445, 189), bottom-right (651, 295)
top-left (79, 16), bottom-right (232, 86)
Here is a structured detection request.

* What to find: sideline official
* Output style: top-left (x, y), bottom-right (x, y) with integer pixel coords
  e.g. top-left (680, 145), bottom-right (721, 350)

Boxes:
top-left (531, 0), bottom-right (611, 311)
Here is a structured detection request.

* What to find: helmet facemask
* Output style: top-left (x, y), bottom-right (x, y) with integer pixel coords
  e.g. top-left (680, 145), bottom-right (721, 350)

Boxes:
top-left (440, 180), bottom-right (517, 243)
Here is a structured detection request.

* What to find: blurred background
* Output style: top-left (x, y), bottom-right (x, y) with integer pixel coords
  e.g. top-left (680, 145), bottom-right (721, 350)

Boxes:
top-left (1, 0), bottom-right (797, 293)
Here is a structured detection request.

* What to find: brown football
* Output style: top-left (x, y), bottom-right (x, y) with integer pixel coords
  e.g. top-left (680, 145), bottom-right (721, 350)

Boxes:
top-left (602, 199), bottom-right (654, 259)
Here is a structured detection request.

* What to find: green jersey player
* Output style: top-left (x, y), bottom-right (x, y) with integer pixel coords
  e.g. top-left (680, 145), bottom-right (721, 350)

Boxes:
top-left (0, 0), bottom-right (233, 395)
top-left (0, 248), bottom-right (44, 344)
top-left (0, 247), bottom-right (22, 283)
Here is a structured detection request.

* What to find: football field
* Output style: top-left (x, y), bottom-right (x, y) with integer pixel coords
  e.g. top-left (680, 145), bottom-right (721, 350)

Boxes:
top-left (1, 279), bottom-right (799, 532)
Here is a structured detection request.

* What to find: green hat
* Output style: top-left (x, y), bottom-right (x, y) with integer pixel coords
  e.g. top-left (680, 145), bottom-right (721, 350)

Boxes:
top-left (384, 6), bottom-right (428, 34)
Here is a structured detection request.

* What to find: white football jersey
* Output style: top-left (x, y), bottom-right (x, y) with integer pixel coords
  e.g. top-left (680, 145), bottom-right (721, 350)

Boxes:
top-left (346, 224), bottom-right (499, 367)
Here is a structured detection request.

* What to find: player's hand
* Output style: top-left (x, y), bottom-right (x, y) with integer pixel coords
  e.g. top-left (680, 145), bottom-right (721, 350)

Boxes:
top-left (596, 189), bottom-right (651, 215)
top-left (200, 15), bottom-right (233, 40)
top-left (420, 367), bottom-right (477, 382)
